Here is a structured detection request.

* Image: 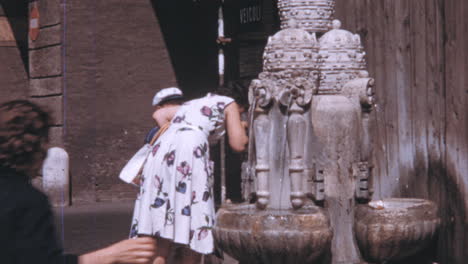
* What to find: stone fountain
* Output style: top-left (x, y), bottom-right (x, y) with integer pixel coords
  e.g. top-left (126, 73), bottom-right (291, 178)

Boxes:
top-left (214, 1), bottom-right (440, 263)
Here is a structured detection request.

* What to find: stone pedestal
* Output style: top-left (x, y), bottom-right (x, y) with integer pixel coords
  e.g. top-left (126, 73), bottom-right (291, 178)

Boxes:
top-left (42, 147), bottom-right (70, 206)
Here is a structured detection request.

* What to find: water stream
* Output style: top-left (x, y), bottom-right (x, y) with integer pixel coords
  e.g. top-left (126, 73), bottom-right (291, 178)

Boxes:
top-left (279, 95), bottom-right (293, 210)
top-left (246, 98), bottom-right (257, 213)
top-left (372, 102), bottom-right (383, 202)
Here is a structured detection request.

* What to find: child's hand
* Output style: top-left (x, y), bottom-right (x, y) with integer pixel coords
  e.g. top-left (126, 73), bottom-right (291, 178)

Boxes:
top-left (79, 237), bottom-right (156, 264)
top-left (240, 121), bottom-right (249, 130)
top-left (107, 237), bottom-right (156, 264)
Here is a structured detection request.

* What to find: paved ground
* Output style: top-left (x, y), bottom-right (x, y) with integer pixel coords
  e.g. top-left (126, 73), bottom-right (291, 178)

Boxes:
top-left (53, 201), bottom-right (237, 264)
top-left (54, 201), bottom-right (136, 255)
top-left (52, 201), bottom-right (438, 264)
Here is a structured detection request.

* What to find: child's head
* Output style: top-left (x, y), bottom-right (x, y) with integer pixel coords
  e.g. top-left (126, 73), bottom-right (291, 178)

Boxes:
top-left (0, 100), bottom-right (50, 176)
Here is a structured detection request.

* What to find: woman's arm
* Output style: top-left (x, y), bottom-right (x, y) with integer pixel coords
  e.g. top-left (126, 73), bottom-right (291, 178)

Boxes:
top-left (152, 105), bottom-right (180, 127)
top-left (225, 102), bottom-right (248, 152)
top-left (15, 188), bottom-right (155, 264)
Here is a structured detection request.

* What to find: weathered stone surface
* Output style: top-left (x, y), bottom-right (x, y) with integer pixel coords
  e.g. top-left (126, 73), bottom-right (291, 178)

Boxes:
top-left (354, 198), bottom-right (440, 263)
top-left (214, 204), bottom-right (332, 264)
top-left (34, 0), bottom-right (61, 27)
top-left (65, 0), bottom-right (177, 202)
top-left (29, 76), bottom-right (62, 96)
top-left (29, 45), bottom-right (62, 78)
top-left (31, 95), bottom-right (63, 125)
top-left (278, 0), bottom-right (335, 34)
top-left (0, 47), bottom-right (28, 104)
top-left (42, 147), bottom-right (70, 207)
top-left (48, 126), bottom-right (64, 147)
top-left (310, 95), bottom-right (363, 263)
top-left (29, 24), bottom-right (61, 49)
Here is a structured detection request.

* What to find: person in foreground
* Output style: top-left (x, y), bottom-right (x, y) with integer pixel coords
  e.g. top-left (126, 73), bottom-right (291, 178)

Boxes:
top-left (0, 100), bottom-right (156, 264)
top-left (129, 84), bottom-right (248, 264)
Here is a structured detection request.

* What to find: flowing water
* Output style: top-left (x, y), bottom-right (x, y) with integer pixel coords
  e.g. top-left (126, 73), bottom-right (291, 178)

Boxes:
top-left (372, 102), bottom-right (383, 201)
top-left (278, 95), bottom-right (293, 210)
top-left (246, 98), bottom-right (257, 204)
top-left (246, 93), bottom-right (293, 210)
top-left (243, 99), bottom-right (257, 213)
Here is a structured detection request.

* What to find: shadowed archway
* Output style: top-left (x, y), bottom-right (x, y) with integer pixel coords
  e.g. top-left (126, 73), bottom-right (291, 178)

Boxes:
top-left (149, 0), bottom-right (220, 99)
top-left (0, 0), bottom-right (28, 74)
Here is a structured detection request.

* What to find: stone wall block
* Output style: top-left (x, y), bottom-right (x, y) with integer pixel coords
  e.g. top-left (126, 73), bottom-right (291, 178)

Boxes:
top-left (48, 126), bottom-right (64, 147)
top-left (29, 76), bottom-right (62, 96)
top-left (29, 24), bottom-right (61, 49)
top-left (33, 0), bottom-right (61, 27)
top-left (29, 45), bottom-right (62, 78)
top-left (31, 95), bottom-right (63, 125)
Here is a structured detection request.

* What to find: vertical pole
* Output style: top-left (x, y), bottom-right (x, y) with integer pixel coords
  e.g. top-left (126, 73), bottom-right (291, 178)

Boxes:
top-left (218, 1), bottom-right (227, 204)
top-left (204, 3), bottom-right (228, 264)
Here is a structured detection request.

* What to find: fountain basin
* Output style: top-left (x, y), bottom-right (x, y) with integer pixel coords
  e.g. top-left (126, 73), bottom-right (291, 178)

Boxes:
top-left (213, 203), bottom-right (332, 264)
top-left (354, 198), bottom-right (440, 263)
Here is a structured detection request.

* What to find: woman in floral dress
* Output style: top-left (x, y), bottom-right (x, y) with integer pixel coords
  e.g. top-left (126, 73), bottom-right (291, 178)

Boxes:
top-left (130, 90), bottom-right (248, 264)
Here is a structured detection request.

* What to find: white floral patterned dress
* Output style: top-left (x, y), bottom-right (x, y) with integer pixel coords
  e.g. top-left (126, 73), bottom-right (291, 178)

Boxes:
top-left (130, 93), bottom-right (234, 254)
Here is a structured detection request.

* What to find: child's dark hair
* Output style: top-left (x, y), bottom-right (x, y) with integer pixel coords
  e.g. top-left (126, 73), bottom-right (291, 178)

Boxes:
top-left (216, 79), bottom-right (251, 109)
top-left (0, 100), bottom-right (50, 174)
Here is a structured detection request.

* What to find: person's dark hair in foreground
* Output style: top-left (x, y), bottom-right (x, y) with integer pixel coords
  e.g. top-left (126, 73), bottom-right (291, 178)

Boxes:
top-left (0, 100), bottom-right (156, 264)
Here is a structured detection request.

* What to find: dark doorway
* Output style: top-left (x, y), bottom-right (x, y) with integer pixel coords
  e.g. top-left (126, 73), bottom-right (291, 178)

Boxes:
top-left (0, 0), bottom-right (29, 73)
top-left (150, 0), bottom-right (220, 99)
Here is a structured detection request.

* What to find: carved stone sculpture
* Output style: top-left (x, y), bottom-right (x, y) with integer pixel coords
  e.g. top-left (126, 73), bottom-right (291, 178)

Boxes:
top-left (250, 26), bottom-right (319, 210)
top-left (318, 20), bottom-right (367, 95)
top-left (308, 19), bottom-right (375, 263)
top-left (215, 1), bottom-right (440, 263)
top-left (249, 79), bottom-right (273, 209)
top-left (278, 0), bottom-right (336, 34)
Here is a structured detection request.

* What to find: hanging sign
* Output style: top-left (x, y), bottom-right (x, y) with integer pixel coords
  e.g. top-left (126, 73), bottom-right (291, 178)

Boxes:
top-left (239, 0), bottom-right (263, 31)
top-left (29, 2), bottom-right (40, 41)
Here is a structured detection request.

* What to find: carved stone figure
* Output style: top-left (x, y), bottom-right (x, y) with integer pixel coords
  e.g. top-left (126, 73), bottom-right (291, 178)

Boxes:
top-left (308, 19), bottom-right (374, 263)
top-left (317, 20), bottom-right (367, 95)
top-left (249, 26), bottom-right (319, 210)
top-left (278, 0), bottom-right (336, 34)
top-left (314, 20), bottom-right (374, 203)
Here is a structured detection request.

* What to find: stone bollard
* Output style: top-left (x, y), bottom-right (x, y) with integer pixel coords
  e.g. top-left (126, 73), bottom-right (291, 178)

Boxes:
top-left (42, 147), bottom-right (70, 207)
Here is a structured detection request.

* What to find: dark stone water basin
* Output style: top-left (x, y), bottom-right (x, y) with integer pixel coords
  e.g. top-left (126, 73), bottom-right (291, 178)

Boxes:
top-left (214, 203), bottom-right (333, 264)
top-left (354, 198), bottom-right (440, 263)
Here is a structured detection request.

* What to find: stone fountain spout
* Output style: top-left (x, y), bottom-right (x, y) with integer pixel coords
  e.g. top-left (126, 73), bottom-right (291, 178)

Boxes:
top-left (287, 101), bottom-right (307, 209)
top-left (250, 79), bottom-right (273, 209)
top-left (279, 83), bottom-right (314, 209)
top-left (248, 25), bottom-right (319, 210)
